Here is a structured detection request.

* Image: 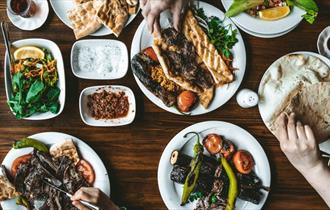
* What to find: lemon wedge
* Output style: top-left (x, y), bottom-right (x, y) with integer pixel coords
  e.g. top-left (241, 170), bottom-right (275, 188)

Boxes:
top-left (13, 46), bottom-right (45, 60)
top-left (259, 6), bottom-right (290, 21)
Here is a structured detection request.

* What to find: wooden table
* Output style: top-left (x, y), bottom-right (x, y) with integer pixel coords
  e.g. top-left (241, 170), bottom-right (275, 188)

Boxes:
top-left (0, 1), bottom-right (330, 209)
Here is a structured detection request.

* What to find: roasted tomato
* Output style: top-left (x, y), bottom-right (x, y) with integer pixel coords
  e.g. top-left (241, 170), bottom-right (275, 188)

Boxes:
top-left (233, 150), bottom-right (255, 174)
top-left (177, 91), bottom-right (197, 112)
top-left (143, 47), bottom-right (158, 62)
top-left (76, 159), bottom-right (95, 185)
top-left (11, 154), bottom-right (32, 177)
top-left (203, 134), bottom-right (223, 155)
top-left (220, 140), bottom-right (235, 159)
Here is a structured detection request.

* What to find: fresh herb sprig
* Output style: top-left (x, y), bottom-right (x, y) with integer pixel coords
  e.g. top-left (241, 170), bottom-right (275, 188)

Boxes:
top-left (194, 8), bottom-right (238, 58)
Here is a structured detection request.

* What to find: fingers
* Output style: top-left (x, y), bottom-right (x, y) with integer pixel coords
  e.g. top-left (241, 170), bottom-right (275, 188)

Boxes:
top-left (72, 201), bottom-right (91, 210)
top-left (71, 188), bottom-right (98, 203)
top-left (287, 113), bottom-right (298, 141)
top-left (305, 125), bottom-right (316, 145)
top-left (171, 1), bottom-right (183, 31)
top-left (296, 121), bottom-right (307, 141)
top-left (275, 113), bottom-right (288, 142)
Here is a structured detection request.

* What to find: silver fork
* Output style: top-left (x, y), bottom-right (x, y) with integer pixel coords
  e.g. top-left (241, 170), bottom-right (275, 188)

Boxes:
top-left (1, 22), bottom-right (14, 92)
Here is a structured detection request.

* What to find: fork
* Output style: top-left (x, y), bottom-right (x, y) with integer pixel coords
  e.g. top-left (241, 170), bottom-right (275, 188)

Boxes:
top-left (1, 22), bottom-right (14, 92)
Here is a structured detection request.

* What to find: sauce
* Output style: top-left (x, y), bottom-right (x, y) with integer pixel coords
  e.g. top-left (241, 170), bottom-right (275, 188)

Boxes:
top-left (8, 0), bottom-right (36, 17)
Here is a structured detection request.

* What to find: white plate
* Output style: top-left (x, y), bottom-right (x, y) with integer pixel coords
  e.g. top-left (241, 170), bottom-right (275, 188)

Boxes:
top-left (258, 51), bottom-right (330, 134)
top-left (0, 132), bottom-right (110, 210)
top-left (7, 0), bottom-right (49, 31)
top-left (158, 121), bottom-right (271, 210)
top-left (130, 1), bottom-right (246, 115)
top-left (49, 0), bottom-right (139, 36)
top-left (317, 26), bottom-right (330, 59)
top-left (79, 85), bottom-right (136, 127)
top-left (221, 0), bottom-right (305, 35)
top-left (71, 39), bottom-right (128, 80)
top-left (4, 38), bottom-right (66, 120)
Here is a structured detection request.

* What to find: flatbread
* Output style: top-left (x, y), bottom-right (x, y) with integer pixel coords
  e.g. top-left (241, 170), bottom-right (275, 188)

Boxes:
top-left (0, 166), bottom-right (20, 201)
top-left (74, 0), bottom-right (92, 4)
top-left (183, 10), bottom-right (234, 85)
top-left (199, 86), bottom-right (214, 108)
top-left (97, 0), bottom-right (129, 37)
top-left (271, 82), bottom-right (330, 142)
top-left (49, 139), bottom-right (80, 164)
top-left (67, 1), bottom-right (102, 39)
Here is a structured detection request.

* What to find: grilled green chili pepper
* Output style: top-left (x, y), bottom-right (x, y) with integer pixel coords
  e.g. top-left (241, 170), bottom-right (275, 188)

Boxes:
top-left (16, 196), bottom-right (31, 210)
top-left (221, 157), bottom-right (238, 210)
top-left (13, 138), bottom-right (48, 153)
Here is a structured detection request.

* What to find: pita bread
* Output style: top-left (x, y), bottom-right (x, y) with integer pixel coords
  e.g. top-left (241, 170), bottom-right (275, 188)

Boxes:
top-left (271, 82), bottom-right (330, 142)
top-left (0, 166), bottom-right (20, 201)
top-left (49, 139), bottom-right (80, 164)
top-left (183, 10), bottom-right (234, 85)
top-left (199, 86), bottom-right (214, 108)
top-left (97, 0), bottom-right (129, 37)
top-left (74, 0), bottom-right (92, 4)
top-left (67, 1), bottom-right (102, 39)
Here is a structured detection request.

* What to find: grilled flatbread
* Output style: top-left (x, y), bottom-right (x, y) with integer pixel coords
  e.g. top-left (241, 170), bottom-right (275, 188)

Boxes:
top-left (50, 139), bottom-right (80, 164)
top-left (183, 10), bottom-right (234, 85)
top-left (97, 0), bottom-right (129, 37)
top-left (74, 0), bottom-right (92, 4)
top-left (199, 86), bottom-right (214, 108)
top-left (67, 1), bottom-right (102, 39)
top-left (0, 166), bottom-right (20, 201)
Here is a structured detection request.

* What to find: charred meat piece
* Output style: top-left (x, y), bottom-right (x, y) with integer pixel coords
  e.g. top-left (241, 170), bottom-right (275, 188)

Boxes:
top-left (239, 188), bottom-right (262, 204)
top-left (170, 165), bottom-right (190, 184)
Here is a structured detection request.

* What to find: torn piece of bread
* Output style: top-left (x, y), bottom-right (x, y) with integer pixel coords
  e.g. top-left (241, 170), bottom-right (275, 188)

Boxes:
top-left (0, 166), bottom-right (20, 201)
top-left (49, 139), bottom-right (80, 165)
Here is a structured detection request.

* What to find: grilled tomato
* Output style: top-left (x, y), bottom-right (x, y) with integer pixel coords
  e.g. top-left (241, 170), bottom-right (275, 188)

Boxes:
top-left (11, 154), bottom-right (32, 177)
top-left (77, 159), bottom-right (95, 184)
top-left (177, 91), bottom-right (197, 112)
top-left (233, 150), bottom-right (255, 174)
top-left (203, 134), bottom-right (223, 155)
top-left (220, 140), bottom-right (235, 159)
top-left (143, 47), bottom-right (158, 62)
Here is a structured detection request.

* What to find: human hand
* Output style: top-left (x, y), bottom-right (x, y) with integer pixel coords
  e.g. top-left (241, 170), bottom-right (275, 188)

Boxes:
top-left (275, 112), bottom-right (323, 175)
top-left (71, 187), bottom-right (120, 210)
top-left (140, 0), bottom-right (190, 35)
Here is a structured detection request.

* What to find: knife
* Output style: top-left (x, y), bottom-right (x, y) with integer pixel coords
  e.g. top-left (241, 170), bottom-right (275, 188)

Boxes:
top-left (43, 180), bottom-right (100, 210)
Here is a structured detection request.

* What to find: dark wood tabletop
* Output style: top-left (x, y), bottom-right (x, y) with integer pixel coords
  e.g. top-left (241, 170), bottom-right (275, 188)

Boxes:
top-left (0, 0), bottom-right (330, 210)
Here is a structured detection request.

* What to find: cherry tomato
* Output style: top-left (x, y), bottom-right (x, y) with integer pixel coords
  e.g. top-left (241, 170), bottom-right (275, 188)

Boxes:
top-left (11, 154), bottom-right (32, 177)
top-left (233, 150), bottom-right (255, 174)
top-left (177, 91), bottom-right (197, 112)
top-left (76, 159), bottom-right (95, 185)
top-left (203, 134), bottom-right (223, 155)
top-left (143, 47), bottom-right (158, 62)
top-left (220, 141), bottom-right (235, 159)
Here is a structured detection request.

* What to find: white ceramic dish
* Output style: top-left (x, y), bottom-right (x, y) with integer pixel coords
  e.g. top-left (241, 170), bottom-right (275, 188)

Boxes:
top-left (221, 0), bottom-right (304, 35)
top-left (317, 26), bottom-right (330, 59)
top-left (71, 39), bottom-right (128, 80)
top-left (79, 85), bottom-right (136, 127)
top-left (7, 0), bottom-right (49, 31)
top-left (4, 38), bottom-right (66, 120)
top-left (130, 1), bottom-right (246, 116)
top-left (258, 51), bottom-right (330, 134)
top-left (158, 121), bottom-right (271, 210)
top-left (0, 132), bottom-right (111, 210)
top-left (49, 0), bottom-right (139, 36)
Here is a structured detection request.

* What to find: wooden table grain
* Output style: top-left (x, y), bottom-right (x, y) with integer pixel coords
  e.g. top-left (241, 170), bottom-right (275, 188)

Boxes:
top-left (0, 1), bottom-right (330, 210)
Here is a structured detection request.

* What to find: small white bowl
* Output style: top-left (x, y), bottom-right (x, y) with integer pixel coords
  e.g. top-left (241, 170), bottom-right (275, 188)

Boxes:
top-left (4, 38), bottom-right (66, 120)
top-left (71, 39), bottom-right (128, 80)
top-left (79, 85), bottom-right (136, 127)
top-left (317, 26), bottom-right (330, 59)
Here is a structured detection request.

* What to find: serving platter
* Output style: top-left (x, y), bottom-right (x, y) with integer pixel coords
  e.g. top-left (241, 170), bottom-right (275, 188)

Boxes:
top-left (158, 121), bottom-right (271, 210)
top-left (49, 0), bottom-right (139, 36)
top-left (131, 1), bottom-right (246, 115)
top-left (0, 132), bottom-right (111, 210)
top-left (221, 0), bottom-right (305, 35)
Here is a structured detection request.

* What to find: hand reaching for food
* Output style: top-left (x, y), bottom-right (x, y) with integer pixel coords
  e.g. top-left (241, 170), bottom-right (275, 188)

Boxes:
top-left (71, 187), bottom-right (120, 210)
top-left (275, 112), bottom-right (330, 207)
top-left (140, 0), bottom-right (190, 35)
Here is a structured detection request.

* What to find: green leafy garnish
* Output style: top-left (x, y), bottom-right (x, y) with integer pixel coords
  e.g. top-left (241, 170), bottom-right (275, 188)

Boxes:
top-left (225, 0), bottom-right (264, 17)
top-left (286, 0), bottom-right (318, 24)
top-left (189, 191), bottom-right (204, 202)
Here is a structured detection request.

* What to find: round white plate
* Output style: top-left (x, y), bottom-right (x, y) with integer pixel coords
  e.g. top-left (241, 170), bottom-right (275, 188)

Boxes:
top-left (317, 26), bottom-right (330, 59)
top-left (49, 0), bottom-right (139, 36)
top-left (258, 51), bottom-right (330, 134)
top-left (7, 0), bottom-right (49, 31)
top-left (0, 132), bottom-right (110, 210)
top-left (221, 0), bottom-right (305, 35)
top-left (158, 121), bottom-right (271, 210)
top-left (130, 1), bottom-right (246, 115)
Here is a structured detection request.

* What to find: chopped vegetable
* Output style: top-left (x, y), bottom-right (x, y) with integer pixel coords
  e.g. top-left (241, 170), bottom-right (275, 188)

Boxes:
top-left (189, 191), bottom-right (204, 202)
top-left (203, 134), bottom-right (223, 155)
top-left (11, 154), bottom-right (32, 177)
top-left (225, 0), bottom-right (264, 17)
top-left (177, 91), bottom-right (197, 113)
top-left (233, 150), bottom-right (255, 174)
top-left (221, 157), bottom-right (238, 210)
top-left (16, 196), bottom-right (31, 210)
top-left (286, 0), bottom-right (318, 23)
top-left (76, 159), bottom-right (95, 185)
top-left (143, 47), bottom-right (158, 62)
top-left (13, 138), bottom-right (49, 153)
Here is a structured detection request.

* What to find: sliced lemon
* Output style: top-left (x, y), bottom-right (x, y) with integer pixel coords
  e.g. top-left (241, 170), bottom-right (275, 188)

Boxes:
top-left (13, 46), bottom-right (45, 60)
top-left (259, 6), bottom-right (290, 21)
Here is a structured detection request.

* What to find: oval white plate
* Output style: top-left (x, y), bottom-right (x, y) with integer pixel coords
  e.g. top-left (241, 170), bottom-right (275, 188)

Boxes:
top-left (158, 121), bottom-right (271, 210)
top-left (258, 51), bottom-right (330, 134)
top-left (131, 1), bottom-right (246, 115)
top-left (317, 26), bottom-right (330, 59)
top-left (221, 0), bottom-right (305, 35)
top-left (0, 132), bottom-right (110, 210)
top-left (7, 0), bottom-right (49, 31)
top-left (4, 38), bottom-right (66, 120)
top-left (71, 39), bottom-right (128, 80)
top-left (79, 85), bottom-right (136, 127)
top-left (49, 0), bottom-right (139, 36)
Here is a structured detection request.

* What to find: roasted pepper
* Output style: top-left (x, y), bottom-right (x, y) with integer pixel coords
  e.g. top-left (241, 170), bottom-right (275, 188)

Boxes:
top-left (13, 138), bottom-right (49, 153)
top-left (16, 196), bottom-right (31, 210)
top-left (221, 157), bottom-right (238, 210)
